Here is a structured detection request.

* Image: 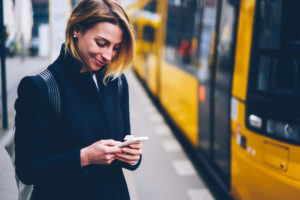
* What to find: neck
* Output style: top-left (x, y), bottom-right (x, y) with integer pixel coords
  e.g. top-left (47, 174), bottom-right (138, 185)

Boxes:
top-left (80, 66), bottom-right (94, 75)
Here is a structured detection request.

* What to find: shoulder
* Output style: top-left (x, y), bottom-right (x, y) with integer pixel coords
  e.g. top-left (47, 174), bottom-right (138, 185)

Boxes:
top-left (16, 75), bottom-right (48, 106)
top-left (18, 75), bottom-right (46, 94)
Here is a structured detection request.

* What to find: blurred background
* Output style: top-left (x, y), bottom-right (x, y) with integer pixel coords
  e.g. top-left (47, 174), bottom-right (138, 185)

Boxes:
top-left (3, 0), bottom-right (80, 60)
top-left (0, 1), bottom-right (215, 200)
top-left (1, 0), bottom-right (300, 200)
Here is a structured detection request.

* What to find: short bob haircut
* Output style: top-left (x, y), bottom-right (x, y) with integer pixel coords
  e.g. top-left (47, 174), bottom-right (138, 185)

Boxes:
top-left (65, 0), bottom-right (135, 82)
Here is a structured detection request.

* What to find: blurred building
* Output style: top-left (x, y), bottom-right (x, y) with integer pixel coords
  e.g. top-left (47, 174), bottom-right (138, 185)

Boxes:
top-left (30, 0), bottom-right (80, 57)
top-left (31, 0), bottom-right (80, 37)
top-left (31, 0), bottom-right (81, 37)
top-left (31, 0), bottom-right (49, 38)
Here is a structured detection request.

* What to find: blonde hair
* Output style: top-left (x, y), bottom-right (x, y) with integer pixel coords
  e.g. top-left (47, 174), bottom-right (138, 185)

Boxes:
top-left (65, 0), bottom-right (135, 82)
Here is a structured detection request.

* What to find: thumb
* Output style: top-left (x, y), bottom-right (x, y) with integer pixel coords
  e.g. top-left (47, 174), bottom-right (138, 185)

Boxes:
top-left (105, 146), bottom-right (122, 154)
top-left (100, 139), bottom-right (120, 146)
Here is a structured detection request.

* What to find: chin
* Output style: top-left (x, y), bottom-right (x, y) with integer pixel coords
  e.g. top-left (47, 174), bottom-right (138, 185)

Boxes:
top-left (93, 64), bottom-right (103, 71)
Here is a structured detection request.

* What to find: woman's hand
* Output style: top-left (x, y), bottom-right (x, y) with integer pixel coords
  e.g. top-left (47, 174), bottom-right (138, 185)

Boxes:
top-left (115, 135), bottom-right (143, 165)
top-left (80, 139), bottom-right (122, 167)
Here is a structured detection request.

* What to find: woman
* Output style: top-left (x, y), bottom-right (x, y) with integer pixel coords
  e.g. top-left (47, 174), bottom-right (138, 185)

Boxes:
top-left (14, 0), bottom-right (142, 199)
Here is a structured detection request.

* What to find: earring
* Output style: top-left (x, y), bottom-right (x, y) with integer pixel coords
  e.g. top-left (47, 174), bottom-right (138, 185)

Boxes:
top-left (73, 34), bottom-right (77, 38)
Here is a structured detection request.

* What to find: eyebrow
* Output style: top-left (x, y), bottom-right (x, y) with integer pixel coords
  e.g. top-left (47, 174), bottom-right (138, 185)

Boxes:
top-left (95, 36), bottom-right (121, 46)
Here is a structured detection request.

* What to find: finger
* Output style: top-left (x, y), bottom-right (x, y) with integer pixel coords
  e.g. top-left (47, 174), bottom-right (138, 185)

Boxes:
top-left (116, 153), bottom-right (140, 161)
top-left (116, 157), bottom-right (138, 165)
top-left (129, 142), bottom-right (143, 149)
top-left (122, 147), bottom-right (142, 156)
top-left (105, 141), bottom-right (122, 147)
top-left (115, 156), bottom-right (137, 165)
top-left (105, 154), bottom-right (116, 160)
top-left (108, 157), bottom-right (116, 162)
top-left (94, 155), bottom-right (115, 165)
top-left (104, 146), bottom-right (122, 154)
top-left (116, 151), bottom-right (135, 158)
top-left (104, 157), bottom-right (116, 165)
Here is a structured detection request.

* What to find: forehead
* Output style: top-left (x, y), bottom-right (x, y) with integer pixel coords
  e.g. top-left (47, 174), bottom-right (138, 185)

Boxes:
top-left (83, 22), bottom-right (123, 44)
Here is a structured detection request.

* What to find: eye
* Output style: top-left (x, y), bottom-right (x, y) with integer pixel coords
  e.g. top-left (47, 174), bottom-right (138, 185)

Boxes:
top-left (113, 45), bottom-right (120, 51)
top-left (96, 42), bottom-right (105, 47)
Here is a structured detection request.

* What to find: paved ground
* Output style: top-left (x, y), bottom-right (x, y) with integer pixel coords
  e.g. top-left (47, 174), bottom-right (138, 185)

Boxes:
top-left (124, 72), bottom-right (214, 200)
top-left (0, 56), bottom-right (215, 200)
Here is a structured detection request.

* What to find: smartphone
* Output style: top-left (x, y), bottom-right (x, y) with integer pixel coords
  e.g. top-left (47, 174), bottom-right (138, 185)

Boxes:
top-left (115, 136), bottom-right (149, 148)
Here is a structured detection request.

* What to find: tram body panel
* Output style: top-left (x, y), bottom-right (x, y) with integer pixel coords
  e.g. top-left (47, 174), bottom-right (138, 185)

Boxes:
top-left (232, 101), bottom-right (300, 199)
top-left (232, 0), bottom-right (256, 101)
top-left (160, 61), bottom-right (198, 146)
top-left (146, 53), bottom-right (159, 95)
top-left (134, 39), bottom-right (146, 79)
top-left (232, 142), bottom-right (300, 200)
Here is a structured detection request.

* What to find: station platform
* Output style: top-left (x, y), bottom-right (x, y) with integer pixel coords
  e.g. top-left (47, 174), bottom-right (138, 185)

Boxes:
top-left (123, 72), bottom-right (215, 200)
top-left (0, 57), bottom-right (215, 200)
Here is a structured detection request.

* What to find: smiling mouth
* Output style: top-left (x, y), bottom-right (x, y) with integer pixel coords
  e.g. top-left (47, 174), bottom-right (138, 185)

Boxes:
top-left (95, 57), bottom-right (105, 66)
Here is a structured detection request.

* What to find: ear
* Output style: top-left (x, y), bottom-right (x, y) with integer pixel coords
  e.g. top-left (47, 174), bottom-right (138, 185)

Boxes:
top-left (73, 30), bottom-right (79, 37)
top-left (73, 26), bottom-right (81, 37)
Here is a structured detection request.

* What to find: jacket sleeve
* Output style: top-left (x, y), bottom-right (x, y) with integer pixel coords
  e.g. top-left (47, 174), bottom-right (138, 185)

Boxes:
top-left (118, 74), bottom-right (141, 171)
top-left (14, 76), bottom-right (86, 185)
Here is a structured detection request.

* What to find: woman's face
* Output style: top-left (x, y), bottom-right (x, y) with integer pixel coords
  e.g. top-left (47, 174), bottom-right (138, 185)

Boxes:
top-left (74, 22), bottom-right (123, 73)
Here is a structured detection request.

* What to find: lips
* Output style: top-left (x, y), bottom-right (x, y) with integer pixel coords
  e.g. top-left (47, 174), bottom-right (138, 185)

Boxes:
top-left (95, 57), bottom-right (105, 66)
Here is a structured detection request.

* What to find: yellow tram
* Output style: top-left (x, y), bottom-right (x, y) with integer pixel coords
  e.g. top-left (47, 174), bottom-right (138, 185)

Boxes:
top-left (125, 0), bottom-right (300, 199)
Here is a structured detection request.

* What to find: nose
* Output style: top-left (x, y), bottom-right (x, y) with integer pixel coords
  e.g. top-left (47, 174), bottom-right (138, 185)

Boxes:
top-left (102, 47), bottom-right (114, 62)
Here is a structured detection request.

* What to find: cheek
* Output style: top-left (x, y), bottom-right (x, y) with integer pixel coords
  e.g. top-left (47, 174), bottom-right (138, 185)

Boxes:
top-left (77, 41), bottom-right (89, 57)
top-left (88, 44), bottom-right (102, 56)
top-left (78, 39), bottom-right (96, 55)
top-left (83, 47), bottom-right (98, 61)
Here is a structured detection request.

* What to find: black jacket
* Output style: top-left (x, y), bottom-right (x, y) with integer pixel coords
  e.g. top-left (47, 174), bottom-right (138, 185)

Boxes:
top-left (14, 45), bottom-right (140, 200)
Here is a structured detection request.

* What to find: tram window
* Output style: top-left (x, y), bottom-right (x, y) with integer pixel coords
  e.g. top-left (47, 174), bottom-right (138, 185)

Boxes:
top-left (142, 25), bottom-right (155, 43)
top-left (144, 0), bottom-right (156, 13)
top-left (250, 0), bottom-right (300, 98)
top-left (256, 56), bottom-right (276, 92)
top-left (257, 0), bottom-right (281, 50)
top-left (197, 0), bottom-right (218, 82)
top-left (165, 0), bottom-right (197, 74)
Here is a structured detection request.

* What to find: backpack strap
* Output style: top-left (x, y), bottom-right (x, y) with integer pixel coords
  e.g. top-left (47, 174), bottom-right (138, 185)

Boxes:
top-left (37, 70), bottom-right (61, 120)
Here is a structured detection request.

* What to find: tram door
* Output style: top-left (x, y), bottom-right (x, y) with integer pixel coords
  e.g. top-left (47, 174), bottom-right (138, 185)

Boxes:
top-left (212, 0), bottom-right (238, 184)
top-left (197, 0), bottom-right (238, 187)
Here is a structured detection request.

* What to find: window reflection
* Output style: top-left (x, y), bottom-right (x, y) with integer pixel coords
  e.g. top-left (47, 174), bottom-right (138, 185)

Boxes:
top-left (257, 0), bottom-right (281, 49)
top-left (197, 0), bottom-right (218, 82)
top-left (165, 0), bottom-right (197, 74)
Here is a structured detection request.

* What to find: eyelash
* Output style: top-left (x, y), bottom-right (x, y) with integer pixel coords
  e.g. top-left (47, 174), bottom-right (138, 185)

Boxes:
top-left (97, 42), bottom-right (120, 51)
top-left (97, 42), bottom-right (105, 47)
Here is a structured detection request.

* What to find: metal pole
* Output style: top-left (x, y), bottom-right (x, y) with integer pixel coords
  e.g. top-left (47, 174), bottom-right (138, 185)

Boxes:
top-left (0, 0), bottom-right (9, 129)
